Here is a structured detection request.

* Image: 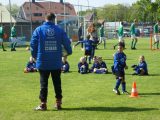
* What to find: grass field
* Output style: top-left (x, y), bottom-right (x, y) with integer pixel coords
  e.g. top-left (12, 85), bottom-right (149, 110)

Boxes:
top-left (0, 38), bottom-right (160, 120)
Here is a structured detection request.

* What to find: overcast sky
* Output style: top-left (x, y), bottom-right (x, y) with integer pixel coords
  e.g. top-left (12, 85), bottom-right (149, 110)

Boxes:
top-left (1, 0), bottom-right (138, 7)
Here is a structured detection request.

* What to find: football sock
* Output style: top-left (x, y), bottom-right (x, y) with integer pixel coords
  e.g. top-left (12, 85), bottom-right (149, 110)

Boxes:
top-left (122, 82), bottom-right (126, 92)
top-left (115, 79), bottom-right (121, 89)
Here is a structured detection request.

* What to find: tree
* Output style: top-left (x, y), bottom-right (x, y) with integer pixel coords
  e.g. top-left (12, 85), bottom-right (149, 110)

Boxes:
top-left (6, 4), bottom-right (20, 17)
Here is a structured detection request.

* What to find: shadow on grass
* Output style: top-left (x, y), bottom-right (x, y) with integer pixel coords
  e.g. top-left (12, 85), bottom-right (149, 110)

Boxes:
top-left (62, 107), bottom-right (158, 112)
top-left (148, 74), bottom-right (160, 76)
top-left (139, 92), bottom-right (160, 96)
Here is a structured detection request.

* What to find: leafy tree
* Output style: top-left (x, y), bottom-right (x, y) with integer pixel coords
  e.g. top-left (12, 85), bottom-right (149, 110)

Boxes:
top-left (6, 4), bottom-right (19, 17)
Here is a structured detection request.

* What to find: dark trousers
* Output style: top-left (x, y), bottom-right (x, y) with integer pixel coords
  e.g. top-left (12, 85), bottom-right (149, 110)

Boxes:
top-left (39, 69), bottom-right (62, 103)
top-left (91, 45), bottom-right (96, 58)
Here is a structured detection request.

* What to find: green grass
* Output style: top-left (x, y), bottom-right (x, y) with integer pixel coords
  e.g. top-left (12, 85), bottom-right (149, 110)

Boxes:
top-left (0, 38), bottom-right (160, 120)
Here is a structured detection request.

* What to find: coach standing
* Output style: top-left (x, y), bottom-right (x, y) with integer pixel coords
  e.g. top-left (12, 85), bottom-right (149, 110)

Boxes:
top-left (30, 13), bottom-right (72, 111)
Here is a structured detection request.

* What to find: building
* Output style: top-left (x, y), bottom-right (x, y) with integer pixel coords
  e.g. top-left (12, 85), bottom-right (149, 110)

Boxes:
top-left (17, 0), bottom-right (77, 23)
top-left (0, 5), bottom-right (16, 24)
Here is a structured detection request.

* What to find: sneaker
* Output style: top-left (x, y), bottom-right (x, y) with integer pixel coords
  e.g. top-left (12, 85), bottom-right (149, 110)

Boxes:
top-left (54, 99), bottom-right (62, 110)
top-left (132, 73), bottom-right (138, 75)
top-left (113, 88), bottom-right (120, 95)
top-left (34, 103), bottom-right (47, 111)
top-left (132, 47), bottom-right (137, 50)
top-left (131, 65), bottom-right (137, 68)
top-left (122, 91), bottom-right (130, 95)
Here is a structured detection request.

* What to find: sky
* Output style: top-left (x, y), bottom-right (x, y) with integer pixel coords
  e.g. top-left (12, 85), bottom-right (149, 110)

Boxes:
top-left (1, 0), bottom-right (138, 7)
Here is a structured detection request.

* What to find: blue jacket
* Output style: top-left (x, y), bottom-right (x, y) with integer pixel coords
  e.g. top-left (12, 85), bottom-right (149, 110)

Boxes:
top-left (26, 61), bottom-right (36, 69)
top-left (89, 62), bottom-right (99, 72)
top-left (113, 52), bottom-right (127, 73)
top-left (135, 61), bottom-right (148, 75)
top-left (78, 62), bottom-right (89, 73)
top-left (99, 61), bottom-right (107, 69)
top-left (30, 22), bottom-right (72, 70)
top-left (75, 39), bottom-right (93, 51)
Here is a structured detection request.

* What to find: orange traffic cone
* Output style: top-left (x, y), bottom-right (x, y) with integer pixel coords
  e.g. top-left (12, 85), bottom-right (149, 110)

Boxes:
top-left (130, 81), bottom-right (139, 98)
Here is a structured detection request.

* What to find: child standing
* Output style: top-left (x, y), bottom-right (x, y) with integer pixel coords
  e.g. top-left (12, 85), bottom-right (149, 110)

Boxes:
top-left (24, 57), bottom-right (37, 73)
top-left (113, 21), bottom-right (125, 49)
top-left (153, 20), bottom-right (160, 49)
top-left (73, 35), bottom-right (93, 64)
top-left (78, 57), bottom-right (89, 74)
top-left (113, 43), bottom-right (129, 95)
top-left (130, 19), bottom-right (138, 50)
top-left (132, 55), bottom-right (148, 75)
top-left (61, 56), bottom-right (70, 73)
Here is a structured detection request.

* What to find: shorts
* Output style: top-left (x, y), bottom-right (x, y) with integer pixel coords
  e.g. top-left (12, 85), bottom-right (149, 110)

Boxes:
top-left (118, 36), bottom-right (124, 42)
top-left (10, 37), bottom-right (17, 43)
top-left (85, 50), bottom-right (92, 56)
top-left (100, 37), bottom-right (106, 42)
top-left (115, 71), bottom-right (125, 80)
top-left (154, 35), bottom-right (160, 42)
top-left (94, 68), bottom-right (107, 74)
top-left (131, 34), bottom-right (137, 39)
top-left (0, 38), bottom-right (3, 42)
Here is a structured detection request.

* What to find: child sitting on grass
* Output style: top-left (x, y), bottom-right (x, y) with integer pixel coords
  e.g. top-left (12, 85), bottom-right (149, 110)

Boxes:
top-left (132, 55), bottom-right (148, 75)
top-left (92, 56), bottom-right (108, 74)
top-left (61, 56), bottom-right (70, 73)
top-left (89, 56), bottom-right (98, 72)
top-left (24, 57), bottom-right (37, 73)
top-left (78, 57), bottom-right (89, 74)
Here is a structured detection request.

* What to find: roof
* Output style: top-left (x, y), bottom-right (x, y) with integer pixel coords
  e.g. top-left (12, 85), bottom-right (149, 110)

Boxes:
top-left (15, 17), bottom-right (30, 23)
top-left (19, 2), bottom-right (76, 22)
top-left (0, 5), bottom-right (16, 23)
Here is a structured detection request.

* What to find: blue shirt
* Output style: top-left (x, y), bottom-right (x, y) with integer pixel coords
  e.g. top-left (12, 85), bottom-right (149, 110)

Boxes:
top-left (26, 61), bottom-right (36, 69)
top-left (75, 39), bottom-right (93, 51)
top-left (90, 62), bottom-right (100, 71)
top-left (113, 52), bottom-right (127, 73)
top-left (78, 62), bottom-right (89, 73)
top-left (99, 61), bottom-right (107, 69)
top-left (135, 61), bottom-right (148, 74)
top-left (30, 22), bottom-right (72, 70)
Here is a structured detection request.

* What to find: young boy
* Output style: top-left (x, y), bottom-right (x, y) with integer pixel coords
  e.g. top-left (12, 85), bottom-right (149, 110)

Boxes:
top-left (93, 56), bottom-right (108, 74)
top-left (78, 57), bottom-right (89, 74)
top-left (113, 43), bottom-right (129, 95)
top-left (98, 24), bottom-right (106, 49)
top-left (113, 21), bottom-right (125, 49)
top-left (10, 24), bottom-right (17, 51)
top-left (24, 57), bottom-right (37, 73)
top-left (61, 56), bottom-right (70, 73)
top-left (73, 34), bottom-right (93, 64)
top-left (130, 19), bottom-right (138, 50)
top-left (132, 55), bottom-right (148, 75)
top-left (89, 56), bottom-right (98, 73)
top-left (153, 20), bottom-right (160, 49)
